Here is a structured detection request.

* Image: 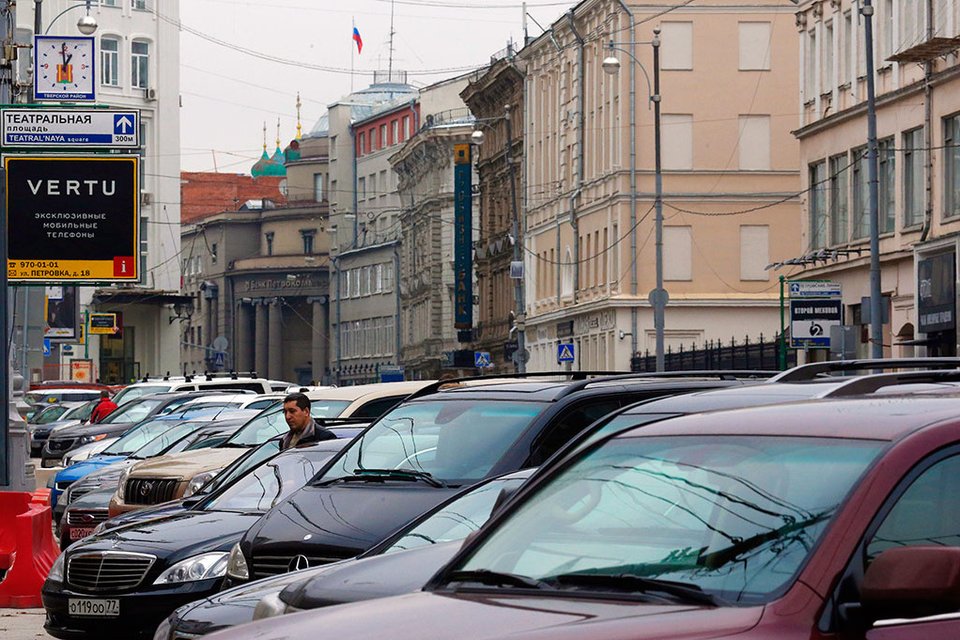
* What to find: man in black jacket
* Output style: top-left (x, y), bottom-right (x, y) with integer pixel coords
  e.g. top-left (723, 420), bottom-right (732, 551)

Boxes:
top-left (280, 392), bottom-right (337, 450)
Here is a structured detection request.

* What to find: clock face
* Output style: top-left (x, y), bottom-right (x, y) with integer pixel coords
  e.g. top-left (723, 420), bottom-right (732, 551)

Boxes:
top-left (34, 35), bottom-right (96, 102)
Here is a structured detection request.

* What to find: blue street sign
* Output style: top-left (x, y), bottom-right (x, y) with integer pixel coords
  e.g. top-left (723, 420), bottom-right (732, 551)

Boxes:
top-left (557, 343), bottom-right (575, 363)
top-left (42, 338), bottom-right (51, 357)
top-left (213, 351), bottom-right (225, 367)
top-left (474, 351), bottom-right (492, 368)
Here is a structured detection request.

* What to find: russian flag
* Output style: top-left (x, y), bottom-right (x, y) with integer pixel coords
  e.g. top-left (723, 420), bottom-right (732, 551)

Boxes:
top-left (353, 27), bottom-right (363, 54)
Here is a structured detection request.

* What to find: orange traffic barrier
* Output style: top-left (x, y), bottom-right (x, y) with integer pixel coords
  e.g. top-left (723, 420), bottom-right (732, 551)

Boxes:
top-left (30, 489), bottom-right (51, 506)
top-left (0, 491), bottom-right (61, 608)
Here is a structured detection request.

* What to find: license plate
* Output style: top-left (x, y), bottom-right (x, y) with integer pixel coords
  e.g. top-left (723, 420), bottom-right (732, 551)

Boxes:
top-left (69, 527), bottom-right (93, 540)
top-left (68, 598), bottom-right (119, 617)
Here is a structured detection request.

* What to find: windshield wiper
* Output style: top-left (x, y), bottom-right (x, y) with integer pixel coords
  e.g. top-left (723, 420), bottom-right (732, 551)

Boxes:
top-left (445, 569), bottom-right (551, 590)
top-left (698, 509), bottom-right (834, 570)
top-left (352, 468), bottom-right (447, 488)
top-left (550, 573), bottom-right (725, 606)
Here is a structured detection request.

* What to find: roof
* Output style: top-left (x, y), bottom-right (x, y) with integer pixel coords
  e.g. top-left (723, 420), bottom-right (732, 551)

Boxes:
top-left (306, 380), bottom-right (433, 401)
top-left (617, 394), bottom-right (960, 441)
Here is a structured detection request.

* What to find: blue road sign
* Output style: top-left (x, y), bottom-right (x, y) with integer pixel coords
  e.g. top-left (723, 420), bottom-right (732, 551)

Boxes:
top-left (474, 351), bottom-right (492, 368)
top-left (557, 343), bottom-right (575, 363)
top-left (213, 351), bottom-right (225, 367)
top-left (42, 338), bottom-right (51, 356)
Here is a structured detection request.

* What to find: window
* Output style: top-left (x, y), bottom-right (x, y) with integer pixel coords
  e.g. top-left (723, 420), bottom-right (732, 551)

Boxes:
top-left (132, 0), bottom-right (148, 9)
top-left (903, 128), bottom-right (924, 227)
top-left (882, 0), bottom-right (894, 59)
top-left (738, 22), bottom-right (771, 71)
top-left (380, 124), bottom-right (387, 149)
top-left (842, 11), bottom-right (852, 85)
top-left (738, 115), bottom-right (770, 170)
top-left (379, 170), bottom-right (388, 195)
top-left (300, 230), bottom-right (316, 255)
top-left (265, 232), bottom-right (274, 256)
top-left (100, 37), bottom-right (119, 86)
top-left (879, 137), bottom-right (895, 233)
top-left (804, 29), bottom-right (816, 100)
top-left (660, 22), bottom-right (693, 70)
top-left (358, 176), bottom-right (366, 200)
top-left (383, 261), bottom-right (394, 292)
top-left (662, 114), bottom-right (693, 170)
top-left (809, 161), bottom-right (827, 249)
top-left (358, 132), bottom-right (366, 156)
top-left (740, 225), bottom-right (769, 281)
top-left (340, 269), bottom-right (350, 299)
top-left (823, 21), bottom-right (834, 92)
top-left (210, 243), bottom-right (218, 264)
top-left (829, 154), bottom-right (849, 244)
top-left (944, 114), bottom-right (960, 218)
top-left (131, 40), bottom-right (149, 89)
top-left (391, 120), bottom-right (399, 145)
top-left (370, 127), bottom-right (377, 150)
top-left (664, 226), bottom-right (692, 281)
top-left (402, 115), bottom-right (411, 140)
top-left (101, 0), bottom-right (118, 6)
top-left (313, 173), bottom-right (324, 202)
top-left (852, 146), bottom-right (869, 238)
top-left (360, 266), bottom-right (370, 296)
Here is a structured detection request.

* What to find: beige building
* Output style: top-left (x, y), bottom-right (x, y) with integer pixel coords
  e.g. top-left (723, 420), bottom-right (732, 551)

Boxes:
top-left (792, 0), bottom-right (960, 357)
top-left (521, 0), bottom-right (801, 371)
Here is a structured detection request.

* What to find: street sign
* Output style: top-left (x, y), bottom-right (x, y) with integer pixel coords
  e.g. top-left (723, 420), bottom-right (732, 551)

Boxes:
top-left (379, 365), bottom-right (404, 382)
top-left (557, 343), bottom-right (575, 363)
top-left (212, 351), bottom-right (226, 368)
top-left (790, 299), bottom-right (843, 349)
top-left (788, 280), bottom-right (842, 298)
top-left (42, 338), bottom-right (51, 357)
top-left (474, 351), bottom-right (492, 368)
top-left (33, 35), bottom-right (96, 102)
top-left (89, 312), bottom-right (119, 335)
top-left (5, 155), bottom-right (139, 282)
top-left (1, 109), bottom-right (140, 148)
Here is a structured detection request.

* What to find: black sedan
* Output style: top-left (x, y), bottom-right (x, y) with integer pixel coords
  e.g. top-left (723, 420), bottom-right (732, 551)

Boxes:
top-left (41, 438), bottom-right (349, 640)
top-left (156, 468), bottom-right (534, 639)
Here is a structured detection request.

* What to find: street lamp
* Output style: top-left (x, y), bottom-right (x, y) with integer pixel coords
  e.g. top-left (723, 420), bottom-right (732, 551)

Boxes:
top-left (603, 29), bottom-right (666, 372)
top-left (38, 1), bottom-right (98, 36)
top-left (471, 104), bottom-right (526, 373)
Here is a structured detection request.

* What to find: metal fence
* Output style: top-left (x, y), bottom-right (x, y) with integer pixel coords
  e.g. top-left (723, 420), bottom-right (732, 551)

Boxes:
top-left (630, 334), bottom-right (795, 372)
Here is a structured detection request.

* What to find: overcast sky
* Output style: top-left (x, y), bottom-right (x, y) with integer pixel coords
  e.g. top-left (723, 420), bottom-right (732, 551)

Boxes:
top-left (179, 0), bottom-right (565, 173)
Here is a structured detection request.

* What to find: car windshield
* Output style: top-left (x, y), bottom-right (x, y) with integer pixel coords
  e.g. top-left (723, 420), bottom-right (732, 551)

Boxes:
top-left (383, 473), bottom-right (531, 555)
top-left (316, 400), bottom-right (546, 486)
top-left (99, 397), bottom-right (166, 424)
top-left (204, 449), bottom-right (335, 513)
top-left (101, 417), bottom-right (186, 455)
top-left (226, 401), bottom-right (350, 447)
top-left (112, 384), bottom-right (173, 406)
top-left (63, 401), bottom-right (96, 421)
top-left (33, 405), bottom-right (70, 424)
top-left (451, 435), bottom-right (882, 604)
top-left (129, 421), bottom-right (210, 459)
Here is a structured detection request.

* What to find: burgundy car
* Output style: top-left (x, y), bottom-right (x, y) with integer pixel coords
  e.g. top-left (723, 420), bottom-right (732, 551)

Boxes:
top-left (204, 391), bottom-right (960, 640)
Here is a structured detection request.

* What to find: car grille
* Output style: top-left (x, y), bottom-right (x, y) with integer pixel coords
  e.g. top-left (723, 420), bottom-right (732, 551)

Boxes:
top-left (251, 551), bottom-right (353, 579)
top-left (65, 484), bottom-right (98, 505)
top-left (124, 478), bottom-right (180, 505)
top-left (66, 551), bottom-right (156, 592)
top-left (66, 509), bottom-right (109, 527)
top-left (47, 438), bottom-right (76, 453)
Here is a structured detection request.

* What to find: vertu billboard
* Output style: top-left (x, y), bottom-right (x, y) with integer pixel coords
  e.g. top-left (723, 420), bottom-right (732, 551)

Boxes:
top-left (5, 155), bottom-right (139, 282)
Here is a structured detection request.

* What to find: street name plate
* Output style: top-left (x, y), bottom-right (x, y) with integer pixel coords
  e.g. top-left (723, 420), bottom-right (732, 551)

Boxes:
top-left (1, 109), bottom-right (140, 148)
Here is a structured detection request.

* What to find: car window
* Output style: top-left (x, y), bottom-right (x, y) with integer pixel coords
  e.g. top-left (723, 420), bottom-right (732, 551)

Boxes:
top-left (182, 435), bottom-right (229, 452)
top-left (34, 405), bottom-right (70, 424)
top-left (866, 453), bottom-right (960, 562)
top-left (350, 396), bottom-right (403, 419)
top-left (130, 421), bottom-right (208, 459)
top-left (384, 474), bottom-right (530, 555)
top-left (528, 400), bottom-right (621, 466)
top-left (205, 450), bottom-right (334, 512)
top-left (112, 384), bottom-right (174, 406)
top-left (454, 435), bottom-right (882, 604)
top-left (318, 400), bottom-right (547, 485)
top-left (102, 418), bottom-right (184, 455)
top-left (100, 397), bottom-right (165, 423)
top-left (63, 401), bottom-right (96, 421)
top-left (226, 408), bottom-right (287, 447)
top-left (308, 400), bottom-right (351, 418)
top-left (197, 440), bottom-right (282, 497)
top-left (246, 398), bottom-right (280, 411)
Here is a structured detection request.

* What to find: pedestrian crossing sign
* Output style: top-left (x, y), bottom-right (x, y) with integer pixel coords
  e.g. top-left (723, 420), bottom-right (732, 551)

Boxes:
top-left (474, 351), bottom-right (492, 368)
top-left (557, 343), bottom-right (575, 363)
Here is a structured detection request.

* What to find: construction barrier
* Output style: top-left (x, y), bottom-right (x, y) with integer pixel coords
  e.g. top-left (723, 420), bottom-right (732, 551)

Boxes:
top-left (0, 491), bottom-right (60, 607)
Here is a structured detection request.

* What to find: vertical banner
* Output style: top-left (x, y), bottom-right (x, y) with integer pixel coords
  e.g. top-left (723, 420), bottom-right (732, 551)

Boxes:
top-left (45, 285), bottom-right (78, 340)
top-left (453, 144), bottom-right (473, 330)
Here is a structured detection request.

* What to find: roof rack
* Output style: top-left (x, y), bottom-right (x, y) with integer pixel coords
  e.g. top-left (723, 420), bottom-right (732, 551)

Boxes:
top-left (819, 369), bottom-right (960, 397)
top-left (404, 371), bottom-right (629, 402)
top-left (315, 417), bottom-right (374, 427)
top-left (768, 358), bottom-right (960, 383)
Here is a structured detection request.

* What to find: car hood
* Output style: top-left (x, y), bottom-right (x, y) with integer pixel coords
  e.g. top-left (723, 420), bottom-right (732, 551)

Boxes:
top-left (49, 421), bottom-right (137, 439)
top-left (33, 419), bottom-right (82, 434)
top-left (283, 541), bottom-right (460, 609)
top-left (100, 500), bottom-right (191, 531)
top-left (243, 484), bottom-right (460, 562)
top-left (203, 591), bottom-right (764, 640)
top-left (75, 509), bottom-right (263, 561)
top-left (57, 456), bottom-right (126, 482)
top-left (127, 448), bottom-right (246, 480)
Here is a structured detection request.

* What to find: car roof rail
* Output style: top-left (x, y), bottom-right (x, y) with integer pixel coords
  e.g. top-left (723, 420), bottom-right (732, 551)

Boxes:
top-left (768, 358), bottom-right (960, 383)
top-left (818, 369), bottom-right (960, 397)
top-left (403, 370), bottom-right (631, 402)
top-left (315, 417), bottom-right (373, 427)
top-left (551, 370), bottom-right (779, 400)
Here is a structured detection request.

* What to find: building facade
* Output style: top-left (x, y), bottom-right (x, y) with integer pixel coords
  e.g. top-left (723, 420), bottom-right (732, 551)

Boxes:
top-left (520, 0), bottom-right (801, 372)
top-left (792, 0), bottom-right (960, 357)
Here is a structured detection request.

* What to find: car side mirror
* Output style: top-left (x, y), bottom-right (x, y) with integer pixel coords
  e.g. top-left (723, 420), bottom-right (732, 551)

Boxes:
top-left (862, 546), bottom-right (960, 623)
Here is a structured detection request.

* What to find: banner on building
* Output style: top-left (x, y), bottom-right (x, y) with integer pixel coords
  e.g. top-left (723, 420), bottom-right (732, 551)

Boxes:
top-left (453, 143), bottom-right (473, 330)
top-left (918, 252), bottom-right (956, 334)
top-left (44, 285), bottom-right (78, 341)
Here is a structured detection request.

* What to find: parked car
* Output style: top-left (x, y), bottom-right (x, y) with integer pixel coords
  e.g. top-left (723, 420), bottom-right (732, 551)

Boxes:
top-left (157, 468), bottom-right (535, 638)
top-left (107, 381), bottom-right (432, 517)
top-left (225, 371), bottom-right (774, 587)
top-left (204, 388), bottom-right (960, 640)
top-left (42, 438), bottom-right (351, 640)
top-left (19, 387), bottom-right (105, 420)
top-left (109, 373), bottom-right (292, 407)
top-left (29, 400), bottom-right (96, 458)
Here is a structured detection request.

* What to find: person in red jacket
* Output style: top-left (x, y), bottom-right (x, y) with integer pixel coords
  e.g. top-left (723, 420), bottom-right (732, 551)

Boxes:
top-left (90, 390), bottom-right (118, 423)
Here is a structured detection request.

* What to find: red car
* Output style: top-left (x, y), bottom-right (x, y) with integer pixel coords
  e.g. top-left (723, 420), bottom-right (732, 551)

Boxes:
top-left (206, 391), bottom-right (960, 640)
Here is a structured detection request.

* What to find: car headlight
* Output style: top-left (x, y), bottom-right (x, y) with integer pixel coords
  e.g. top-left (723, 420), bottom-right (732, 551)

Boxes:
top-left (183, 471), bottom-right (214, 498)
top-left (79, 433), bottom-right (107, 445)
top-left (225, 543), bottom-right (248, 581)
top-left (117, 467), bottom-right (131, 501)
top-left (152, 552), bottom-right (229, 585)
top-left (47, 552), bottom-right (66, 583)
top-left (252, 592), bottom-right (300, 620)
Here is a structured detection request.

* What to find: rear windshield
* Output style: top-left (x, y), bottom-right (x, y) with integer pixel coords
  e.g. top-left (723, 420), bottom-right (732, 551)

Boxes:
top-left (100, 397), bottom-right (166, 424)
top-left (112, 384), bottom-right (174, 406)
top-left (205, 449), bottom-right (337, 513)
top-left (225, 402), bottom-right (350, 447)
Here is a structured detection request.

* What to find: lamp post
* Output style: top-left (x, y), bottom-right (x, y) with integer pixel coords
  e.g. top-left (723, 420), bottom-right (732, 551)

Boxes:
top-left (603, 29), bottom-right (666, 372)
top-left (471, 104), bottom-right (526, 373)
top-left (861, 0), bottom-right (883, 359)
top-left (36, 1), bottom-right (98, 36)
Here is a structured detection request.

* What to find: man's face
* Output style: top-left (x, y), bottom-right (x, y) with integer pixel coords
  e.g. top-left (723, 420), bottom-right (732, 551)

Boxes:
top-left (283, 401), bottom-right (311, 432)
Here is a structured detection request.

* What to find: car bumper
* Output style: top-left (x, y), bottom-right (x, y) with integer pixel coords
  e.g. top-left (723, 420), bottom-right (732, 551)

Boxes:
top-left (43, 578), bottom-right (223, 640)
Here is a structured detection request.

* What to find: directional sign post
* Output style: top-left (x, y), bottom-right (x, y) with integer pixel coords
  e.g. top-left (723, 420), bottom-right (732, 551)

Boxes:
top-left (557, 343), bottom-right (576, 364)
top-left (1, 109), bottom-right (140, 148)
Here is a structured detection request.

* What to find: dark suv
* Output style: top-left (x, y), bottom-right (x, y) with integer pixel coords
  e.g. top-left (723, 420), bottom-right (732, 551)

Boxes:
top-left (225, 371), bottom-right (771, 586)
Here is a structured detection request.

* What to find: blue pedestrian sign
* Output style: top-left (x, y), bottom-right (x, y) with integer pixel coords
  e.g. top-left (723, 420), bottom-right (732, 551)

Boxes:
top-left (213, 351), bottom-right (225, 367)
top-left (474, 351), bottom-right (492, 368)
top-left (557, 343), bottom-right (575, 363)
top-left (42, 338), bottom-right (51, 357)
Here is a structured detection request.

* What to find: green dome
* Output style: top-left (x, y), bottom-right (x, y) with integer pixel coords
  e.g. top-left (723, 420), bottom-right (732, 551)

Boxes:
top-left (262, 145), bottom-right (287, 176)
top-left (250, 149), bottom-right (272, 177)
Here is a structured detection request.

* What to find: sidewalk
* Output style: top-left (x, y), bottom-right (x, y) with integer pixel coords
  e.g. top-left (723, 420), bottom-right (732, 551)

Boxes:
top-left (0, 608), bottom-right (48, 638)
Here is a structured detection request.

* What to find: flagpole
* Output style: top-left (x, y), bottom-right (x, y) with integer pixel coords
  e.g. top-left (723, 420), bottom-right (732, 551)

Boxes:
top-left (350, 17), bottom-right (355, 93)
